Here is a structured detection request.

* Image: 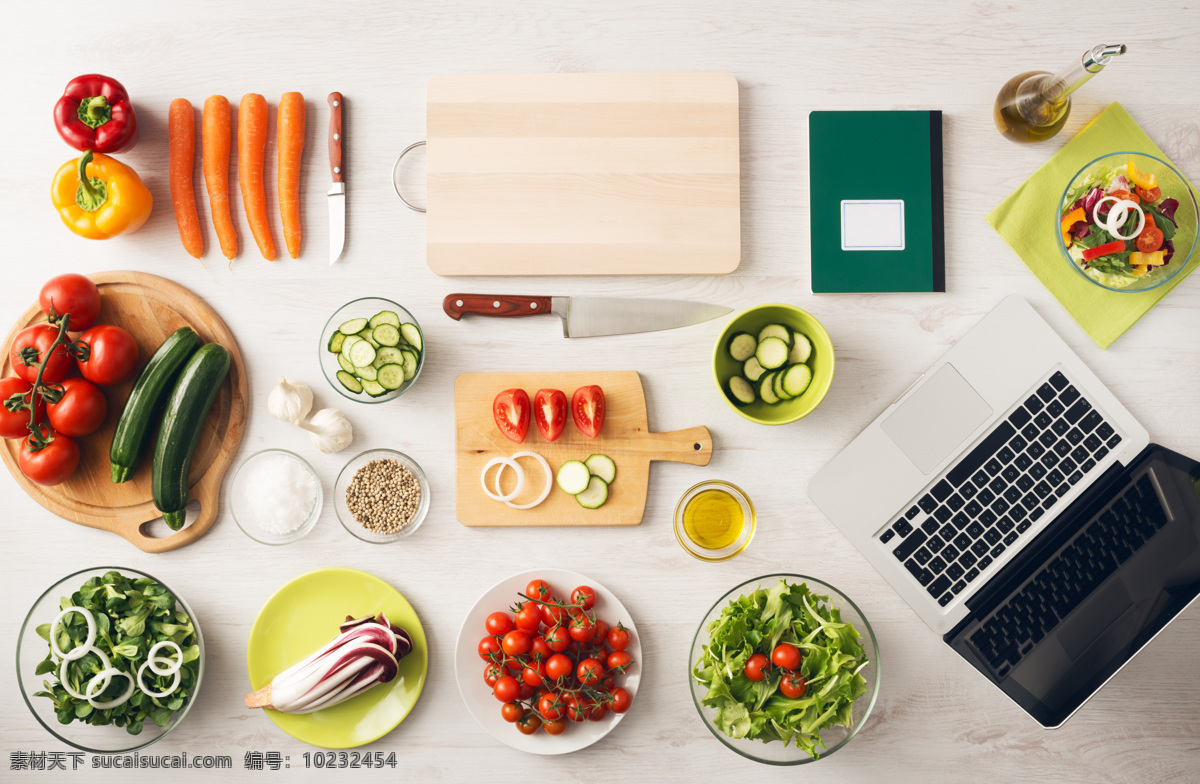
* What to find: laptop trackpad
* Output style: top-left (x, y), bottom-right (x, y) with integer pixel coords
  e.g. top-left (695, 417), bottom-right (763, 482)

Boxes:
top-left (882, 363), bottom-right (992, 474)
top-left (1059, 580), bottom-right (1134, 660)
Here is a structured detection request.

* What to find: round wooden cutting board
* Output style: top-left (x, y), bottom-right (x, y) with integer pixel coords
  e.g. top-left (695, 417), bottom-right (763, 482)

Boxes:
top-left (0, 271), bottom-right (247, 553)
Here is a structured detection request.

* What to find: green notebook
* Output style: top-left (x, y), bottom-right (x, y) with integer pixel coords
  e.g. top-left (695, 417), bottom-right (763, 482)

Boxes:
top-left (809, 111), bottom-right (945, 292)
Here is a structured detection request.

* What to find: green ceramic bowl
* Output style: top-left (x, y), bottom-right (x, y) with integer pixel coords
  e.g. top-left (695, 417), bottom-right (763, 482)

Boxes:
top-left (712, 304), bottom-right (835, 425)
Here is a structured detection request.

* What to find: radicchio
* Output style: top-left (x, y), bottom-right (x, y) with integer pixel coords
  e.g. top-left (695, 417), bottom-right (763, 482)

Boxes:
top-left (1159, 198), bottom-right (1179, 224)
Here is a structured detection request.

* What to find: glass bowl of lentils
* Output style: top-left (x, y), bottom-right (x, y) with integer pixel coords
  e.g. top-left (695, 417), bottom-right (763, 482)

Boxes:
top-left (334, 448), bottom-right (430, 543)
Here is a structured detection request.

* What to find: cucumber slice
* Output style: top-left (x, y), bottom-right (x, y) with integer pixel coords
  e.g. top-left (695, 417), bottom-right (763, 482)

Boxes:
top-left (337, 353), bottom-right (355, 374)
top-left (336, 370), bottom-right (363, 394)
top-left (789, 332), bottom-right (813, 364)
top-left (399, 349), bottom-right (418, 381)
top-left (348, 340), bottom-right (377, 368)
top-left (375, 346), bottom-right (406, 368)
top-left (576, 475), bottom-right (609, 509)
top-left (361, 379), bottom-right (387, 397)
top-left (727, 376), bottom-right (756, 406)
top-left (339, 317), bottom-right (369, 335)
top-left (339, 334), bottom-right (362, 356)
top-left (356, 364), bottom-right (378, 382)
top-left (759, 372), bottom-right (780, 404)
top-left (782, 363), bottom-right (813, 397)
top-left (377, 363), bottom-right (405, 390)
top-left (373, 324), bottom-right (401, 347)
top-left (584, 454), bottom-right (617, 484)
top-left (755, 336), bottom-right (789, 370)
top-left (556, 460), bottom-right (591, 495)
top-left (727, 332), bottom-right (757, 362)
top-left (743, 356), bottom-right (766, 383)
top-left (773, 368), bottom-right (791, 400)
top-left (369, 310), bottom-right (401, 328)
top-left (327, 331), bottom-right (345, 353)
top-left (362, 334), bottom-right (381, 349)
top-left (399, 323), bottom-right (423, 352)
top-left (757, 324), bottom-right (792, 345)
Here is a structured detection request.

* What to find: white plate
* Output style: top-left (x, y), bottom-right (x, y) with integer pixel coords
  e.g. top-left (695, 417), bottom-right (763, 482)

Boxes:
top-left (454, 568), bottom-right (641, 755)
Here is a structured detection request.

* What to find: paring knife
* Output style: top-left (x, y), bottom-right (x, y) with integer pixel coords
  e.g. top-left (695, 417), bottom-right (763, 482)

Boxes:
top-left (327, 92), bottom-right (345, 264)
top-left (442, 293), bottom-right (731, 338)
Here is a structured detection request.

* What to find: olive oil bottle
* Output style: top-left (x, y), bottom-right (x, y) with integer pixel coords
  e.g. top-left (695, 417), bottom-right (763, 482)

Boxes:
top-left (994, 44), bottom-right (1126, 143)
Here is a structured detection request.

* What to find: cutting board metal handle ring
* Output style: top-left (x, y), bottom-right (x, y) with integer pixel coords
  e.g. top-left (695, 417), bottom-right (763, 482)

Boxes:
top-left (392, 141), bottom-right (427, 213)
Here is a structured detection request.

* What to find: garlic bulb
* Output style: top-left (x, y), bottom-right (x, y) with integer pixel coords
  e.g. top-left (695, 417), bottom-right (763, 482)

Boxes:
top-left (297, 408), bottom-right (354, 453)
top-left (268, 377), bottom-right (313, 424)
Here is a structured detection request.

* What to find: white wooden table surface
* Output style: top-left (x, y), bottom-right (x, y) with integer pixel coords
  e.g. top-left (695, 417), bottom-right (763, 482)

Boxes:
top-left (2, 2), bottom-right (1198, 782)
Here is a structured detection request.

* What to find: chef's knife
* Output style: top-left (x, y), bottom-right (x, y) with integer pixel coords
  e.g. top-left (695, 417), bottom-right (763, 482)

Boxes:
top-left (327, 92), bottom-right (345, 264)
top-left (443, 293), bottom-right (731, 338)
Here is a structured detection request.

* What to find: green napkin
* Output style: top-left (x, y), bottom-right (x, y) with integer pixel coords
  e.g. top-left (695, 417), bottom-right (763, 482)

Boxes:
top-left (987, 102), bottom-right (1196, 348)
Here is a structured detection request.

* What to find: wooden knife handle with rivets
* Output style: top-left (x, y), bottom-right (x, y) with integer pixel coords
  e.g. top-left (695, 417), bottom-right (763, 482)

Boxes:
top-left (327, 92), bottom-right (343, 183)
top-left (443, 294), bottom-right (554, 320)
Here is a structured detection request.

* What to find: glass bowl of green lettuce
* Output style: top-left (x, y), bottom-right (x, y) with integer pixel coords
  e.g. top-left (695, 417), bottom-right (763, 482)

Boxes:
top-left (689, 575), bottom-right (879, 764)
top-left (17, 567), bottom-right (204, 753)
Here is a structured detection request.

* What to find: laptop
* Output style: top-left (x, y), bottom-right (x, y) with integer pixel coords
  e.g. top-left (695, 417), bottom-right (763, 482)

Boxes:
top-left (808, 294), bottom-right (1200, 727)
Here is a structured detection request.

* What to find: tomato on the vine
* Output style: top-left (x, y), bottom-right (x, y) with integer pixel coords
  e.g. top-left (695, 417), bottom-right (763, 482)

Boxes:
top-left (609, 686), bottom-right (633, 714)
top-left (521, 661), bottom-right (545, 688)
top-left (76, 325), bottom-right (138, 386)
top-left (577, 658), bottom-right (605, 686)
top-left (483, 662), bottom-right (503, 688)
top-left (485, 611), bottom-right (514, 636)
top-left (585, 699), bottom-right (608, 722)
top-left (564, 693), bottom-right (585, 722)
top-left (0, 377), bottom-right (42, 439)
top-left (744, 653), bottom-right (770, 682)
top-left (528, 635), bottom-right (552, 661)
top-left (18, 428), bottom-right (79, 486)
top-left (515, 712), bottom-right (542, 735)
top-left (607, 650), bottom-right (632, 672)
top-left (571, 585), bottom-right (597, 610)
top-left (606, 624), bottom-right (631, 651)
top-left (478, 635), bottom-right (502, 661)
top-left (493, 675), bottom-right (520, 703)
top-left (501, 702), bottom-right (524, 723)
top-left (527, 579), bottom-right (553, 602)
top-left (545, 625), bottom-right (571, 653)
top-left (543, 717), bottom-right (568, 736)
top-left (11, 325), bottom-right (75, 384)
top-left (544, 653), bottom-right (574, 681)
top-left (779, 672), bottom-right (807, 699)
top-left (517, 681), bottom-right (536, 700)
top-left (39, 275), bottom-right (101, 331)
top-left (568, 611), bottom-right (596, 643)
top-left (537, 692), bottom-right (566, 721)
top-left (46, 377), bottom-right (106, 437)
top-left (771, 643), bottom-right (801, 671)
top-left (541, 600), bottom-right (568, 628)
top-left (514, 602), bottom-right (542, 632)
top-left (502, 630), bottom-right (531, 657)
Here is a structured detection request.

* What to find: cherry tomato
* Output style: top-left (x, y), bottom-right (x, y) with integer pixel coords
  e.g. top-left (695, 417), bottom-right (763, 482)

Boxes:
top-left (10, 325), bottom-right (75, 384)
top-left (493, 388), bottom-right (530, 443)
top-left (521, 661), bottom-right (545, 687)
top-left (39, 274), bottom-right (101, 331)
top-left (526, 579), bottom-right (553, 601)
top-left (592, 619), bottom-right (609, 646)
top-left (483, 662), bottom-right (503, 688)
top-left (493, 675), bottom-right (520, 703)
top-left (517, 681), bottom-right (536, 700)
top-left (564, 693), bottom-right (586, 722)
top-left (502, 630), bottom-right (531, 657)
top-left (780, 672), bottom-right (807, 699)
top-left (45, 377), bottom-right (106, 437)
top-left (772, 643), bottom-right (802, 671)
top-left (577, 658), bottom-right (605, 686)
top-left (1110, 189), bottom-right (1141, 205)
top-left (485, 611), bottom-right (514, 636)
top-left (18, 428), bottom-right (79, 486)
top-left (0, 377), bottom-right (42, 439)
top-left (541, 599), bottom-right (568, 628)
top-left (1135, 185), bottom-right (1161, 203)
top-left (1137, 226), bottom-right (1164, 253)
top-left (600, 673), bottom-right (616, 690)
top-left (533, 388), bottom-right (567, 442)
top-left (545, 653), bottom-right (574, 681)
top-left (571, 585), bottom-right (597, 610)
top-left (515, 712), bottom-right (542, 735)
top-left (607, 650), bottom-right (632, 672)
top-left (543, 717), bottom-right (568, 736)
top-left (571, 385), bottom-right (605, 438)
top-left (503, 653), bottom-right (524, 673)
top-left (744, 653), bottom-right (770, 682)
top-left (501, 702), bottom-right (524, 723)
top-left (609, 687), bottom-right (633, 714)
top-left (514, 602), bottom-right (543, 632)
top-left (537, 692), bottom-right (566, 721)
top-left (478, 635), bottom-right (502, 661)
top-left (585, 700), bottom-right (608, 722)
top-left (606, 624), bottom-right (631, 651)
top-left (76, 325), bottom-right (138, 386)
top-left (529, 635), bottom-right (552, 661)
top-left (545, 625), bottom-right (571, 653)
top-left (568, 611), bottom-right (595, 643)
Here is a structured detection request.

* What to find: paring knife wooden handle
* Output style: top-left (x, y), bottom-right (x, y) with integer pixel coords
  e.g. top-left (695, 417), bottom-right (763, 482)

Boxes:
top-left (327, 92), bottom-right (344, 183)
top-left (443, 294), bottom-right (553, 320)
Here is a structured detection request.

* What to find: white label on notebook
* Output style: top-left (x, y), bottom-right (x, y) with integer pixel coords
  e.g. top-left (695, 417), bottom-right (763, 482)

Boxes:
top-left (840, 200), bottom-right (905, 251)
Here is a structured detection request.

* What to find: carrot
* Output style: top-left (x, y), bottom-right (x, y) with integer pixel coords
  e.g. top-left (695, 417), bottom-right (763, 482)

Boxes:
top-left (277, 92), bottom-right (305, 259)
top-left (202, 95), bottom-right (238, 260)
top-left (238, 93), bottom-right (276, 260)
top-left (167, 99), bottom-right (203, 258)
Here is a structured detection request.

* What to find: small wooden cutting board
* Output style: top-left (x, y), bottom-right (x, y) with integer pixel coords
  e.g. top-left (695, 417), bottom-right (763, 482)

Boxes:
top-left (455, 371), bottom-right (712, 527)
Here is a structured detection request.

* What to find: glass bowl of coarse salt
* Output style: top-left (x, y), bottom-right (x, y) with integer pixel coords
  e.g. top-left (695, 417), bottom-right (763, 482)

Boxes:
top-left (334, 448), bottom-right (429, 543)
top-left (229, 449), bottom-right (323, 545)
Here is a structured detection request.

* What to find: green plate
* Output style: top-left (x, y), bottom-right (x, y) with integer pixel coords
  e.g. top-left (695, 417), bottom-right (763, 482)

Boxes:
top-left (246, 568), bottom-right (428, 748)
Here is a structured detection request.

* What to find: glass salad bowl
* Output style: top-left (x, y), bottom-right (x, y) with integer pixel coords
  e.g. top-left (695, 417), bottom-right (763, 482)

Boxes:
top-left (1057, 151), bottom-right (1197, 293)
top-left (17, 566), bottom-right (205, 753)
top-left (319, 297), bottom-right (425, 404)
top-left (688, 574), bottom-right (880, 765)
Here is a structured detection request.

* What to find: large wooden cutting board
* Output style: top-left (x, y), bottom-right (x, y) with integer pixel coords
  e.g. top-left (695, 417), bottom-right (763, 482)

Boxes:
top-left (426, 73), bottom-right (741, 276)
top-left (1, 271), bottom-right (247, 553)
top-left (455, 371), bottom-right (712, 527)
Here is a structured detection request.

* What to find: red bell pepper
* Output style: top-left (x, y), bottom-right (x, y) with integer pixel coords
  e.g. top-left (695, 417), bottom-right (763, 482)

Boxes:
top-left (53, 74), bottom-right (139, 154)
top-left (1081, 239), bottom-right (1126, 261)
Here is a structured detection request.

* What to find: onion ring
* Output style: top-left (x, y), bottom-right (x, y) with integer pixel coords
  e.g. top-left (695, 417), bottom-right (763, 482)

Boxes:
top-left (137, 659), bottom-right (181, 698)
top-left (58, 647), bottom-right (112, 700)
top-left (86, 667), bottom-right (135, 710)
top-left (1093, 196), bottom-right (1144, 240)
top-left (50, 606), bottom-right (96, 662)
top-left (481, 456), bottom-right (524, 503)
top-left (503, 451), bottom-right (553, 510)
top-left (147, 641), bottom-right (185, 675)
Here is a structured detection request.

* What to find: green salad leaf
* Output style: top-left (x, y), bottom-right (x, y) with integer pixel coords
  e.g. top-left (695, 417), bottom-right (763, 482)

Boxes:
top-left (692, 579), bottom-right (869, 759)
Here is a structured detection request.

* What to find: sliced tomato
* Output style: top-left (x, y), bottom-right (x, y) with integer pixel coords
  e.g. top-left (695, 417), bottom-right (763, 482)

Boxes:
top-left (493, 388), bottom-right (530, 443)
top-left (571, 385), bottom-right (605, 439)
top-left (533, 388), bottom-right (567, 442)
top-left (1136, 226), bottom-right (1164, 253)
top-left (1135, 185), bottom-right (1161, 203)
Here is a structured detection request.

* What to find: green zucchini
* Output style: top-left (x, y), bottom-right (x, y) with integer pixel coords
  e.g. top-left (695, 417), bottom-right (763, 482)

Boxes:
top-left (152, 343), bottom-right (231, 529)
top-left (109, 327), bottom-right (203, 483)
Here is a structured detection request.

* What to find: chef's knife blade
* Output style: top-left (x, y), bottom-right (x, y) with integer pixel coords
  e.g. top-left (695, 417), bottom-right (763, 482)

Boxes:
top-left (442, 294), bottom-right (731, 338)
top-left (327, 92), bottom-right (345, 265)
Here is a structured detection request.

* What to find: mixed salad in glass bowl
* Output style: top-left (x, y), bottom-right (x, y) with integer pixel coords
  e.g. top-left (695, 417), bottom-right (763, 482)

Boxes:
top-left (1058, 152), bottom-right (1197, 292)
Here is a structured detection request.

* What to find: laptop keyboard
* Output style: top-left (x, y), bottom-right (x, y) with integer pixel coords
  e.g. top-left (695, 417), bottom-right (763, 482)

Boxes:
top-left (880, 370), bottom-right (1123, 608)
top-left (968, 474), bottom-right (1167, 677)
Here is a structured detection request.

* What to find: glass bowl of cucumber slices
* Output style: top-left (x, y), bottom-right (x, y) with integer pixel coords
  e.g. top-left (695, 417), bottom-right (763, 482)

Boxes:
top-left (713, 304), bottom-right (835, 425)
top-left (320, 297), bottom-right (425, 404)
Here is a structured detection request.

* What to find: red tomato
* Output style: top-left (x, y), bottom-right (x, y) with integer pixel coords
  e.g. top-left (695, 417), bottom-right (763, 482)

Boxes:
top-left (501, 702), bottom-right (524, 723)
top-left (521, 661), bottom-right (545, 687)
top-left (493, 675), bottom-right (520, 703)
top-left (39, 274), bottom-right (101, 331)
top-left (478, 635), bottom-right (502, 661)
top-left (501, 630), bottom-right (531, 657)
top-left (606, 624), bottom-right (631, 651)
top-left (515, 712), bottom-right (542, 735)
top-left (568, 611), bottom-right (596, 643)
top-left (1137, 226), bottom-right (1164, 253)
top-left (1135, 185), bottom-right (1161, 203)
top-left (529, 635), bottom-right (552, 661)
top-left (10, 325), bottom-right (76, 384)
top-left (537, 692), bottom-right (566, 721)
top-left (18, 429), bottom-right (79, 486)
top-left (517, 681), bottom-right (536, 700)
top-left (541, 599), bottom-right (568, 628)
top-left (591, 619), bottom-right (609, 646)
top-left (526, 579), bottom-right (553, 601)
top-left (577, 658), bottom-right (605, 686)
top-left (571, 585), bottom-right (597, 610)
top-left (772, 643), bottom-right (802, 671)
top-left (46, 377), bottom-right (107, 437)
top-left (609, 687), bottom-right (633, 714)
top-left (485, 611), bottom-right (514, 636)
top-left (780, 673), bottom-right (807, 699)
top-left (607, 650), bottom-right (633, 672)
top-left (514, 602), bottom-right (543, 632)
top-left (0, 377), bottom-right (42, 439)
top-left (571, 385), bottom-right (605, 438)
top-left (1109, 189), bottom-right (1140, 205)
top-left (543, 718), bottom-right (568, 735)
top-left (493, 388), bottom-right (530, 443)
top-left (545, 625), bottom-right (571, 653)
top-left (744, 653), bottom-right (770, 682)
top-left (585, 700), bottom-right (608, 722)
top-left (76, 325), bottom-right (138, 386)
top-left (564, 693), bottom-right (586, 722)
top-left (533, 388), bottom-right (567, 442)
top-left (544, 653), bottom-right (574, 681)
top-left (483, 662), bottom-right (503, 688)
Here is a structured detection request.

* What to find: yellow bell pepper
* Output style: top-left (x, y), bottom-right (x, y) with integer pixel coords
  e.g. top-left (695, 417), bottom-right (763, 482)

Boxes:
top-left (1126, 159), bottom-right (1157, 190)
top-left (1060, 207), bottom-right (1086, 246)
top-left (51, 151), bottom-right (152, 239)
top-left (1130, 250), bottom-right (1167, 267)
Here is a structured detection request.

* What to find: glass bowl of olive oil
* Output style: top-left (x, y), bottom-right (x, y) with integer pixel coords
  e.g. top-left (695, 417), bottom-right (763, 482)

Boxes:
top-left (673, 480), bottom-right (756, 562)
